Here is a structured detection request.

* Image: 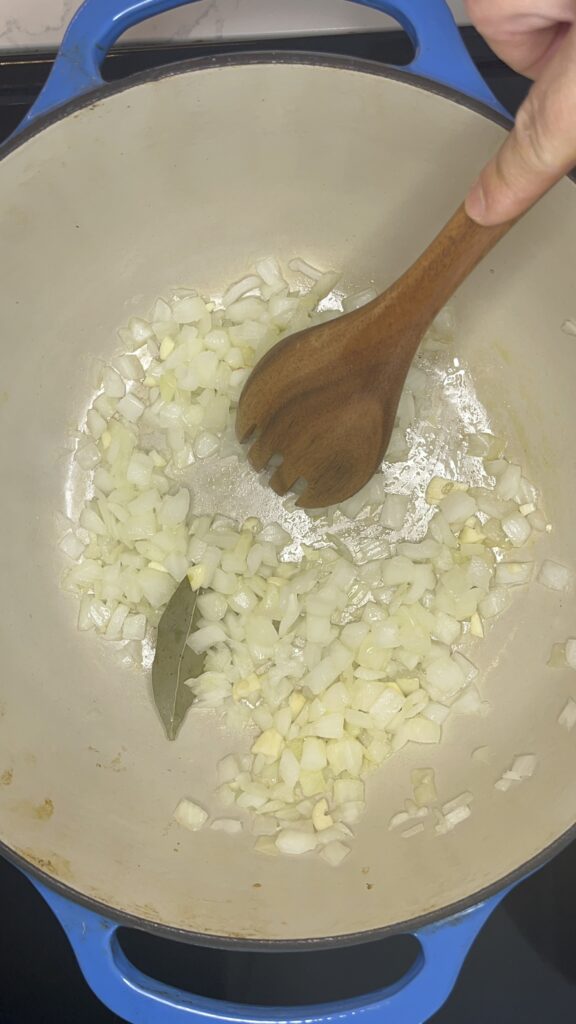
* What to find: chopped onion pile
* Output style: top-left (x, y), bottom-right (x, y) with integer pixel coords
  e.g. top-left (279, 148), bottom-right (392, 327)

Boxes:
top-left (60, 257), bottom-right (550, 862)
top-left (62, 256), bottom-right (345, 629)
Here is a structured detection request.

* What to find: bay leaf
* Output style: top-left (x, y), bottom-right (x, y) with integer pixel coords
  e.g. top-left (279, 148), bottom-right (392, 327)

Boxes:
top-left (152, 578), bottom-right (204, 740)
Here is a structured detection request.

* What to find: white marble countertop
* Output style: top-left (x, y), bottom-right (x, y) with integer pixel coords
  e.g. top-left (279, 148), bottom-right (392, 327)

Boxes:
top-left (1, 0), bottom-right (468, 50)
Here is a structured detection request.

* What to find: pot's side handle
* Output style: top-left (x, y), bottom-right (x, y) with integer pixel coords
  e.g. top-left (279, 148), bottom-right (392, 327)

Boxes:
top-left (356, 0), bottom-right (507, 113)
top-left (30, 875), bottom-right (507, 1024)
top-left (20, 0), bottom-right (194, 130)
top-left (18, 0), bottom-right (508, 134)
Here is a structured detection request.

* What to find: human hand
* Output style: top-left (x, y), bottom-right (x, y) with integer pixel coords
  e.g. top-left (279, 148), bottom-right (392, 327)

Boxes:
top-left (465, 1), bottom-right (576, 225)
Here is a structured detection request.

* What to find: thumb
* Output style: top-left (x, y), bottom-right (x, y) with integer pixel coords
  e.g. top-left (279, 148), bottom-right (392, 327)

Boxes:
top-left (466, 25), bottom-right (576, 226)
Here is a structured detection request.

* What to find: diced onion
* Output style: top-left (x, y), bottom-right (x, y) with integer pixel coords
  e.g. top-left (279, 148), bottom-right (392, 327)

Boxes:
top-left (342, 288), bottom-right (377, 313)
top-left (479, 588), bottom-right (510, 618)
top-left (412, 768), bottom-right (437, 807)
top-left (505, 754), bottom-right (537, 780)
top-left (187, 624), bottom-right (228, 653)
top-left (495, 562), bottom-right (533, 587)
top-left (565, 639), bottom-right (576, 669)
top-left (276, 830), bottom-right (317, 855)
top-left (173, 799), bottom-right (208, 831)
top-left (442, 804), bottom-right (471, 830)
top-left (117, 393), bottom-right (145, 422)
top-left (439, 491), bottom-right (477, 524)
top-left (210, 818), bottom-right (243, 834)
top-left (442, 792), bottom-right (473, 815)
top-left (538, 559), bottom-right (573, 592)
top-left (217, 754), bottom-right (240, 784)
top-left (543, 648), bottom-right (560, 679)
top-left (402, 823), bottom-right (425, 838)
top-left (501, 513), bottom-right (531, 547)
top-left (380, 493), bottom-right (409, 530)
top-left (495, 464), bottom-right (522, 501)
top-left (389, 810), bottom-right (410, 829)
top-left (558, 698), bottom-right (576, 730)
top-left (60, 531), bottom-right (86, 560)
top-left (114, 354), bottom-right (145, 381)
top-left (320, 841), bottom-right (351, 866)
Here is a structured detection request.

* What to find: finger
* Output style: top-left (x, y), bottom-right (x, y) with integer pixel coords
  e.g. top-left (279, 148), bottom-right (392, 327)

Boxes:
top-left (465, 0), bottom-right (575, 77)
top-left (466, 25), bottom-right (576, 225)
top-left (487, 23), bottom-right (569, 78)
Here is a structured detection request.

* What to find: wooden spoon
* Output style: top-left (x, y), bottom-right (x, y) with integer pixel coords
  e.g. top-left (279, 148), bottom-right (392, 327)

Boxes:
top-left (236, 203), bottom-right (513, 509)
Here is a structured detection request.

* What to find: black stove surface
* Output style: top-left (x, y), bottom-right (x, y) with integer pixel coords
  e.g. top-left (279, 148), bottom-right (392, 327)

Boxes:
top-left (1, 28), bottom-right (575, 1024)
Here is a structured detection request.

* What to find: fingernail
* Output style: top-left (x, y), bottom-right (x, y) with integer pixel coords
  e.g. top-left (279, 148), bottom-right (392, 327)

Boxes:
top-left (466, 178), bottom-right (487, 223)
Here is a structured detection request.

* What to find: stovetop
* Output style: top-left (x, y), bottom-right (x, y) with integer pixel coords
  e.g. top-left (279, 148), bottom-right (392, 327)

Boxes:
top-left (1, 28), bottom-right (575, 1024)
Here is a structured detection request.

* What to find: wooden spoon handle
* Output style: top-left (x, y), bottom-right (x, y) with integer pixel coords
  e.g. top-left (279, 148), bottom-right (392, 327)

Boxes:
top-left (385, 202), bottom-right (516, 327)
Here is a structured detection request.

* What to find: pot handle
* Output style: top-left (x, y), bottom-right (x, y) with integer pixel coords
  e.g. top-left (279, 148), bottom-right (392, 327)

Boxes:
top-left (30, 874), bottom-right (507, 1024)
top-left (19, 0), bottom-right (507, 132)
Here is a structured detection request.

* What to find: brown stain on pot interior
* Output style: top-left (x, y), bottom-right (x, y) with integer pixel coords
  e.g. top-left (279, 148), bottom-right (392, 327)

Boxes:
top-left (131, 903), bottom-right (162, 922)
top-left (14, 798), bottom-right (54, 820)
top-left (0, 769), bottom-right (13, 786)
top-left (90, 748), bottom-right (126, 772)
top-left (16, 848), bottom-right (72, 881)
top-left (34, 799), bottom-right (54, 820)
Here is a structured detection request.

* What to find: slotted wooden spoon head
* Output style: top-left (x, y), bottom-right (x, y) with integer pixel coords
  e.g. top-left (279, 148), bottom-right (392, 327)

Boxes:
top-left (236, 307), bottom-right (418, 508)
top-left (236, 205), bottom-right (514, 508)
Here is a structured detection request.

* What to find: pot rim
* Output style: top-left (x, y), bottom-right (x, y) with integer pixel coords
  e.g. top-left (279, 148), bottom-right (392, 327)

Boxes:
top-left (2, 48), bottom-right (574, 951)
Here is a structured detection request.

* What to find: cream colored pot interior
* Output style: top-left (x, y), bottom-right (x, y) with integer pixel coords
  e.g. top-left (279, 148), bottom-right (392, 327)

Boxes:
top-left (1, 60), bottom-right (575, 943)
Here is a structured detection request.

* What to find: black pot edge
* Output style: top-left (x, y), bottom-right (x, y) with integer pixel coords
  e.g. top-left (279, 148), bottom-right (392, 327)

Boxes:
top-left (2, 47), bottom-right (575, 952)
